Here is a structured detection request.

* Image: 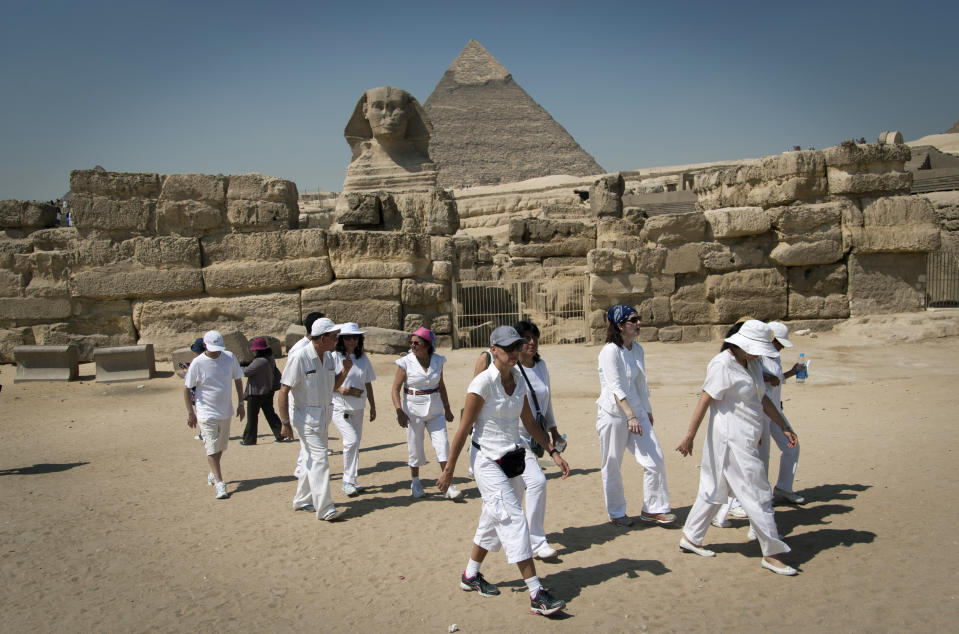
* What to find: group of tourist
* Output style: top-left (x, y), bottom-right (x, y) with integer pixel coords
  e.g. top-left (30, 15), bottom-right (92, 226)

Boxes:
top-left (181, 303), bottom-right (808, 616)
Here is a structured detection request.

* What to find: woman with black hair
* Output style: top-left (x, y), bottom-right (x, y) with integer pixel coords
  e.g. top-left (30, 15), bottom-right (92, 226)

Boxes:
top-left (596, 305), bottom-right (675, 527)
top-left (331, 322), bottom-right (376, 497)
top-left (241, 337), bottom-right (286, 445)
top-left (675, 319), bottom-right (800, 575)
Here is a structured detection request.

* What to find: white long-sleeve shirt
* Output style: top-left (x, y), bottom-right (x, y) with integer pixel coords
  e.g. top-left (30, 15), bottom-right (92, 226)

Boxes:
top-left (596, 341), bottom-right (652, 420)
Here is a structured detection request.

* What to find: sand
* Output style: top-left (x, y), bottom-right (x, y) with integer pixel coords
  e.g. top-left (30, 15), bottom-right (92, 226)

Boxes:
top-left (2, 312), bottom-right (958, 632)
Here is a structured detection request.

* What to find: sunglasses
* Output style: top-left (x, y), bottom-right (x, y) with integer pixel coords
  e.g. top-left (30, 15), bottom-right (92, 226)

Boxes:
top-left (622, 316), bottom-right (641, 324)
top-left (410, 339), bottom-right (423, 347)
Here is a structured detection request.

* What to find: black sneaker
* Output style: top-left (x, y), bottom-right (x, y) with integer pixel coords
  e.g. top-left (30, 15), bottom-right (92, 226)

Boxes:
top-left (530, 588), bottom-right (565, 616)
top-left (460, 572), bottom-right (500, 597)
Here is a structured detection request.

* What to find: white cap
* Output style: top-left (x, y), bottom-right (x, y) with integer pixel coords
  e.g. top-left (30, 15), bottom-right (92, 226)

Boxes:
top-left (310, 317), bottom-right (340, 337)
top-left (202, 330), bottom-right (226, 352)
top-left (337, 322), bottom-right (365, 336)
top-left (768, 321), bottom-right (793, 347)
top-left (724, 320), bottom-right (779, 357)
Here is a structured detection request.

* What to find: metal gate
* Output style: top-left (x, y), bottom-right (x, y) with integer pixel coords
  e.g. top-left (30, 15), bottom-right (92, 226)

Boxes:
top-left (452, 276), bottom-right (589, 348)
top-left (927, 251), bottom-right (959, 308)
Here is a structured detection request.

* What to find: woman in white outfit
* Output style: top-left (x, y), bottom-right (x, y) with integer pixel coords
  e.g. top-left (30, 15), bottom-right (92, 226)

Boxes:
top-left (331, 322), bottom-right (376, 497)
top-left (676, 319), bottom-right (800, 575)
top-left (391, 326), bottom-right (461, 500)
top-left (438, 326), bottom-right (571, 617)
top-left (471, 321), bottom-right (565, 560)
top-left (596, 305), bottom-right (675, 527)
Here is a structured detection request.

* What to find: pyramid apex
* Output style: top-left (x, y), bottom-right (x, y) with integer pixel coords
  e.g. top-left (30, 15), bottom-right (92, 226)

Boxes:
top-left (445, 40), bottom-right (510, 84)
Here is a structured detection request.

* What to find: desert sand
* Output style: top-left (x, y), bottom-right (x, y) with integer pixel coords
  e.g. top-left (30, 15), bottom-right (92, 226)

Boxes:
top-left (2, 312), bottom-right (958, 633)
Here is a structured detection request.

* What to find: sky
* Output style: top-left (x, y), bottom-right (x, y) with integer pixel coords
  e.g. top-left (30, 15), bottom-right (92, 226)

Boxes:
top-left (1, 0), bottom-right (957, 201)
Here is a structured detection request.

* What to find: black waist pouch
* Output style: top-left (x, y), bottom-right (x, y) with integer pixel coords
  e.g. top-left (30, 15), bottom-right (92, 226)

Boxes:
top-left (496, 446), bottom-right (526, 478)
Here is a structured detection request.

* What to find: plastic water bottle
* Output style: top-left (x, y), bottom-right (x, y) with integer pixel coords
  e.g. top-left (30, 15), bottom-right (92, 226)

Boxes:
top-left (796, 353), bottom-right (808, 384)
top-left (554, 434), bottom-right (568, 453)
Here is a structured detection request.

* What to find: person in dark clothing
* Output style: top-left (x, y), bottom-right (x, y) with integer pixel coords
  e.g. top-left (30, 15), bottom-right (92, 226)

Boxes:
top-left (240, 337), bottom-right (286, 445)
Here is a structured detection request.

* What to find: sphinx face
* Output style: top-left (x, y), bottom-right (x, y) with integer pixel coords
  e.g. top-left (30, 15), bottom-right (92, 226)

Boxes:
top-left (362, 87), bottom-right (411, 140)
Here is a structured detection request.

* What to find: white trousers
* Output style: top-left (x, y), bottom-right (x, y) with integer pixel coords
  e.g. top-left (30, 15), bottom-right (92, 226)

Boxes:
top-left (469, 445), bottom-right (534, 564)
top-left (684, 441), bottom-right (790, 557)
top-left (596, 408), bottom-right (671, 519)
top-left (516, 448), bottom-right (549, 552)
top-left (332, 405), bottom-right (364, 486)
top-left (291, 418), bottom-right (334, 518)
top-left (406, 412), bottom-right (449, 467)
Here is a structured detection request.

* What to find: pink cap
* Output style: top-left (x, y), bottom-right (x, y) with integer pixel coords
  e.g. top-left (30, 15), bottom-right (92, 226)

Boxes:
top-left (412, 326), bottom-right (435, 346)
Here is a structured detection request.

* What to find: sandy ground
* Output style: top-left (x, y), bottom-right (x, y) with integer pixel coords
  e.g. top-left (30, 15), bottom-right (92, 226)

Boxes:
top-left (2, 312), bottom-right (959, 633)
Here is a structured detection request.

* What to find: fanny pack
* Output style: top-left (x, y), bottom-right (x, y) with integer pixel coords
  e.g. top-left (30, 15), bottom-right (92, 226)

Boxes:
top-left (473, 440), bottom-right (526, 478)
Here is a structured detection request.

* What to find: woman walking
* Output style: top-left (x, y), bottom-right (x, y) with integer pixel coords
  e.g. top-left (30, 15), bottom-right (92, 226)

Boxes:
top-left (438, 326), bottom-right (570, 616)
top-left (331, 323), bottom-right (376, 497)
top-left (240, 337), bottom-right (286, 445)
top-left (391, 327), bottom-right (460, 500)
top-left (596, 305), bottom-right (675, 527)
top-left (676, 319), bottom-right (800, 575)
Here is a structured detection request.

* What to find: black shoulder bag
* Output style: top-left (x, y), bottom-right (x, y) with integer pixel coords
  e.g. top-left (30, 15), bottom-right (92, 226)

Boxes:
top-left (518, 363), bottom-right (550, 458)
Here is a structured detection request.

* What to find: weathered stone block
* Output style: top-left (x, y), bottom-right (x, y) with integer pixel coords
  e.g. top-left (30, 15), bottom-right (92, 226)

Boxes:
top-left (663, 243), bottom-right (706, 274)
top-left (590, 273), bottom-right (650, 297)
top-left (658, 326), bottom-right (683, 342)
top-left (93, 344), bottom-right (156, 383)
top-left (29, 300), bottom-right (136, 361)
top-left (843, 195), bottom-right (940, 253)
top-left (788, 291), bottom-right (849, 319)
top-left (0, 327), bottom-right (35, 363)
top-left (701, 241), bottom-right (768, 272)
top-left (682, 325), bottom-right (713, 342)
top-left (70, 170), bottom-right (161, 198)
top-left (327, 232), bottom-right (430, 278)
top-left (637, 296), bottom-right (671, 326)
top-left (787, 263), bottom-right (847, 294)
top-left (14, 345), bottom-right (79, 382)
top-left (318, 299), bottom-right (401, 330)
top-left (426, 188), bottom-right (460, 235)
top-left (71, 268), bottom-right (204, 300)
top-left (70, 194), bottom-right (156, 235)
top-left (0, 269), bottom-right (23, 297)
top-left (632, 246), bottom-right (667, 274)
top-left (0, 238), bottom-right (32, 268)
top-left (703, 207), bottom-right (770, 238)
top-left (669, 279), bottom-right (715, 324)
top-left (337, 193), bottom-right (382, 226)
top-left (0, 201), bottom-right (58, 229)
top-left (432, 260), bottom-right (452, 282)
top-left (202, 257), bottom-right (332, 295)
top-left (706, 268), bottom-right (787, 322)
top-left (226, 199), bottom-right (296, 231)
top-left (588, 248), bottom-right (633, 274)
top-left (362, 326), bottom-right (412, 355)
top-left (0, 297), bottom-right (72, 322)
top-left (431, 237), bottom-right (454, 262)
top-left (160, 173), bottom-right (228, 203)
top-left (303, 279), bottom-right (401, 303)
top-left (769, 240), bottom-right (843, 266)
top-left (402, 280), bottom-right (451, 305)
top-left (155, 200), bottom-right (225, 235)
top-left (226, 173), bottom-right (298, 203)
top-left (590, 173), bottom-right (625, 217)
top-left (847, 252), bottom-right (925, 315)
top-left (643, 211), bottom-right (707, 244)
top-left (508, 218), bottom-right (595, 258)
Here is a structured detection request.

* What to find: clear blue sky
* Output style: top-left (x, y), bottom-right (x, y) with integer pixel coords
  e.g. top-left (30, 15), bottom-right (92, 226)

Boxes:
top-left (2, 0), bottom-right (956, 200)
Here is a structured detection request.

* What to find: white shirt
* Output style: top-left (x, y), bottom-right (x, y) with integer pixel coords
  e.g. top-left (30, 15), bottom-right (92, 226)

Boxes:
top-left (396, 352), bottom-right (446, 418)
top-left (596, 341), bottom-right (652, 420)
top-left (281, 342), bottom-right (336, 422)
top-left (761, 354), bottom-right (783, 405)
top-left (517, 359), bottom-right (557, 448)
top-left (469, 364), bottom-right (527, 460)
top-left (332, 351), bottom-right (376, 411)
top-left (184, 352), bottom-right (243, 420)
top-left (702, 350), bottom-right (767, 450)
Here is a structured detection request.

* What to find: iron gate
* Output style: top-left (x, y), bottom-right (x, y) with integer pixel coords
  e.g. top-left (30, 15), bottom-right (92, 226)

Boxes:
top-left (452, 276), bottom-right (588, 348)
top-left (927, 251), bottom-right (959, 308)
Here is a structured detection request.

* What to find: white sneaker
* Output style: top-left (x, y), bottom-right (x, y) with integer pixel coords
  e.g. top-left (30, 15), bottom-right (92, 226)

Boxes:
top-left (215, 482), bottom-right (228, 499)
top-left (711, 518), bottom-right (731, 528)
top-left (320, 507), bottom-right (343, 521)
top-left (207, 472), bottom-right (216, 486)
top-left (535, 545), bottom-right (558, 559)
top-left (342, 482), bottom-right (359, 497)
top-left (728, 506), bottom-right (748, 519)
top-left (445, 484), bottom-right (461, 500)
top-left (411, 479), bottom-right (425, 498)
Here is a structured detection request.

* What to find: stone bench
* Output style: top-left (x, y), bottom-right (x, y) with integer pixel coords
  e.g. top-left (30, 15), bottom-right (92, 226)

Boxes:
top-left (93, 344), bottom-right (156, 383)
top-left (14, 345), bottom-right (80, 382)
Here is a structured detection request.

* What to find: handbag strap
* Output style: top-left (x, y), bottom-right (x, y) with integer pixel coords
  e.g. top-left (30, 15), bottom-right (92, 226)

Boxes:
top-left (517, 363), bottom-right (542, 417)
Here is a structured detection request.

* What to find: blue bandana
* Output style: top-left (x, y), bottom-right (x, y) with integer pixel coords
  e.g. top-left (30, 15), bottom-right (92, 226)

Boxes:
top-left (607, 305), bottom-right (637, 324)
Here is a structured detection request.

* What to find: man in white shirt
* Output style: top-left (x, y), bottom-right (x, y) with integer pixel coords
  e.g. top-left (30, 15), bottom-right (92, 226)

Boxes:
top-left (278, 318), bottom-right (349, 520)
top-left (184, 330), bottom-right (245, 500)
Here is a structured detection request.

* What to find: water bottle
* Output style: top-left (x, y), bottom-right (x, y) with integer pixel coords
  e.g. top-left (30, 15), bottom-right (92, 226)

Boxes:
top-left (796, 353), bottom-right (808, 384)
top-left (554, 434), bottom-right (568, 453)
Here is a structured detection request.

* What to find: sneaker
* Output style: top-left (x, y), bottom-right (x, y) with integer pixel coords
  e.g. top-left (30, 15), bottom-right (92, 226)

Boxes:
top-left (445, 484), bottom-right (462, 500)
top-left (294, 504), bottom-right (315, 512)
top-left (747, 527), bottom-right (757, 541)
top-left (215, 482), bottom-right (228, 499)
top-left (610, 515), bottom-right (633, 527)
top-left (207, 472), bottom-right (216, 486)
top-left (411, 479), bottom-right (425, 498)
top-left (530, 588), bottom-right (565, 616)
top-left (535, 545), bottom-right (558, 559)
top-left (774, 487), bottom-right (806, 504)
top-left (460, 572), bottom-right (500, 597)
top-left (728, 506), bottom-right (748, 519)
top-left (342, 482), bottom-right (359, 497)
top-left (711, 518), bottom-right (731, 528)
top-left (640, 511), bottom-right (677, 525)
top-left (320, 507), bottom-right (343, 521)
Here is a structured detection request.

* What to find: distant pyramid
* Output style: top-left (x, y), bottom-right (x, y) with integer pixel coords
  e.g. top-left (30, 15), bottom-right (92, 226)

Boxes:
top-left (424, 40), bottom-right (604, 189)
top-left (947, 120), bottom-right (959, 134)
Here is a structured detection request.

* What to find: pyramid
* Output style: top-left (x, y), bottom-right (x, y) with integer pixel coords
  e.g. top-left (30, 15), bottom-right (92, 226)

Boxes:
top-left (947, 119), bottom-right (959, 134)
top-left (424, 40), bottom-right (604, 189)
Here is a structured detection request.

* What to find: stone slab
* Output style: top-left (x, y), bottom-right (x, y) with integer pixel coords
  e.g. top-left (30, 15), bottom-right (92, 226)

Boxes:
top-left (93, 344), bottom-right (156, 383)
top-left (14, 344), bottom-right (79, 382)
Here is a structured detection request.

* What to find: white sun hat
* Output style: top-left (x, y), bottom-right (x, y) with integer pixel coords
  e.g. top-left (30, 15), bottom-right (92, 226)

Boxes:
top-left (724, 320), bottom-right (779, 357)
top-left (337, 322), bottom-right (365, 336)
top-left (768, 321), bottom-right (793, 347)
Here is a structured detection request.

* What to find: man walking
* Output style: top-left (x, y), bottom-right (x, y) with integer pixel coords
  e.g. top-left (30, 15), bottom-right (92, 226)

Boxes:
top-left (184, 330), bottom-right (245, 499)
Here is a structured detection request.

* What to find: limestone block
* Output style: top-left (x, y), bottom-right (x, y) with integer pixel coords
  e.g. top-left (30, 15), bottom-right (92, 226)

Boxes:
top-left (432, 260), bottom-right (452, 282)
top-left (431, 237), bottom-right (454, 262)
top-left (172, 347), bottom-right (199, 378)
top-left (24, 278), bottom-right (70, 298)
top-left (216, 331), bottom-right (252, 365)
top-left (826, 169), bottom-right (912, 196)
top-left (362, 326), bottom-right (412, 355)
top-left (657, 326), bottom-right (683, 342)
top-left (823, 143), bottom-right (911, 195)
top-left (26, 251), bottom-right (74, 280)
top-left (650, 274), bottom-right (676, 295)
top-left (70, 170), bottom-right (161, 198)
top-left (696, 152), bottom-right (827, 210)
top-left (0, 200), bottom-right (58, 229)
top-left (226, 199), bottom-right (297, 231)
top-left (632, 246), bottom-right (667, 274)
top-left (71, 268), bottom-right (204, 300)
top-left (843, 196), bottom-right (940, 253)
top-left (70, 194), bottom-right (156, 236)
top-left (769, 240), bottom-right (843, 266)
top-left (0, 269), bottom-right (23, 296)
top-left (402, 280), bottom-right (450, 305)
top-left (417, 189), bottom-right (460, 235)
top-left (588, 248), bottom-right (633, 274)
top-left (642, 211), bottom-right (707, 245)
top-left (590, 273), bottom-right (650, 297)
top-left (787, 263), bottom-right (847, 295)
top-left (30, 228), bottom-right (76, 252)
top-left (404, 313), bottom-right (452, 334)
top-left (822, 142), bottom-right (910, 169)
top-left (452, 237), bottom-right (477, 270)
top-left (160, 173), bottom-right (228, 203)
top-left (132, 292), bottom-right (300, 360)
top-left (637, 327), bottom-right (659, 342)
top-left (303, 279), bottom-right (402, 303)
top-left (155, 200), bottom-right (225, 235)
top-left (597, 215), bottom-right (644, 250)
top-left (0, 238), bottom-right (33, 268)
top-left (431, 314), bottom-right (452, 334)
top-left (285, 324), bottom-right (307, 352)
top-left (0, 327), bottom-right (35, 363)
top-left (327, 232), bottom-right (430, 278)
top-left (93, 344), bottom-right (156, 383)
top-left (203, 258), bottom-right (332, 295)
top-left (669, 279), bottom-right (715, 324)
top-left (0, 297), bottom-right (72, 322)
top-left (636, 296), bottom-right (671, 326)
top-left (30, 300), bottom-right (136, 361)
top-left (309, 299), bottom-right (401, 330)
top-left (663, 243), bottom-right (706, 274)
top-left (14, 345), bottom-right (79, 382)
top-left (706, 268), bottom-right (787, 322)
top-left (590, 173), bottom-right (625, 217)
top-left (508, 218), bottom-right (595, 258)
top-left (703, 207), bottom-right (770, 238)
top-left (337, 193), bottom-right (382, 226)
top-left (701, 241), bottom-right (768, 272)
top-left (788, 291), bottom-right (849, 319)
top-left (847, 253), bottom-right (925, 315)
top-left (226, 173), bottom-right (298, 204)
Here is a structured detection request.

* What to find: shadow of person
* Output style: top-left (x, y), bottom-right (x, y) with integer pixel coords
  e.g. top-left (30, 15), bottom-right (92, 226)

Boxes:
top-left (779, 528), bottom-right (877, 564)
top-left (358, 441), bottom-right (407, 454)
top-left (497, 557), bottom-right (671, 602)
top-left (790, 482), bottom-right (871, 504)
top-left (774, 503), bottom-right (854, 536)
top-left (230, 474), bottom-right (296, 494)
top-left (547, 519), bottom-right (662, 557)
top-left (0, 461), bottom-right (90, 476)
top-left (545, 466), bottom-right (600, 481)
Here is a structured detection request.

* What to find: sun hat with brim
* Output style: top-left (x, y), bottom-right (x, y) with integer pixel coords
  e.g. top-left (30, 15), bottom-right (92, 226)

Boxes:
top-left (724, 320), bottom-right (779, 357)
top-left (412, 326), bottom-right (436, 346)
top-left (203, 330), bottom-right (226, 352)
top-left (768, 321), bottom-right (793, 347)
top-left (310, 317), bottom-right (340, 337)
top-left (249, 336), bottom-right (270, 351)
top-left (338, 322), bottom-right (365, 336)
top-left (490, 325), bottom-right (525, 348)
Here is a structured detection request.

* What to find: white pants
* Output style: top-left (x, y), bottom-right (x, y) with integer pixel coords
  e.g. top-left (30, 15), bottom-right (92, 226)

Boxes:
top-left (406, 412), bottom-right (449, 468)
top-left (291, 416), bottom-right (334, 518)
top-left (684, 441), bottom-right (790, 557)
top-left (516, 448), bottom-right (549, 552)
top-left (470, 445), bottom-right (534, 564)
top-left (332, 405), bottom-right (364, 486)
top-left (596, 408), bottom-right (671, 519)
